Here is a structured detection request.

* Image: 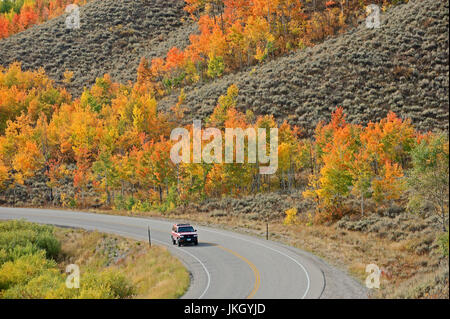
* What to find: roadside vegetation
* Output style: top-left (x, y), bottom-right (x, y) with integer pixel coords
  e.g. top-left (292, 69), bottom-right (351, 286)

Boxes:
top-left (0, 220), bottom-right (189, 298)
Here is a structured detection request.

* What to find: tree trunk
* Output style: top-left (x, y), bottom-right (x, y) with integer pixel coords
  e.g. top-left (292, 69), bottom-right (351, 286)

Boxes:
top-left (106, 187), bottom-right (111, 206)
top-left (361, 193), bottom-right (364, 216)
top-left (82, 190), bottom-right (85, 208)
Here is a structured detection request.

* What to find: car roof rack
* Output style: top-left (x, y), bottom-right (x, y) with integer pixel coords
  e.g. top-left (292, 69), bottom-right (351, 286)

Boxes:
top-left (176, 223), bottom-right (191, 226)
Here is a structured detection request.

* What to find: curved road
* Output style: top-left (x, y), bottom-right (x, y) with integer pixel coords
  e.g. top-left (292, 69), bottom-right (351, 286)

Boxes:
top-left (0, 207), bottom-right (367, 299)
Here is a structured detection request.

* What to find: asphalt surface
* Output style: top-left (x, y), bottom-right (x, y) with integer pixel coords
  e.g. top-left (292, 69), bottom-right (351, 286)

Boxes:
top-left (0, 207), bottom-right (368, 299)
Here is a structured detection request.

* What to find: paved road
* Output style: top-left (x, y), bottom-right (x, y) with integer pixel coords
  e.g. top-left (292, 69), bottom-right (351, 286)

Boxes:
top-left (0, 207), bottom-right (367, 299)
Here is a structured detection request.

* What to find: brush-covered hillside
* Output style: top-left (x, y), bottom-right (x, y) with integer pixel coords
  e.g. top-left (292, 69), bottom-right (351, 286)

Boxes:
top-left (159, 0), bottom-right (449, 135)
top-left (0, 0), bottom-right (194, 94)
top-left (0, 0), bottom-right (448, 134)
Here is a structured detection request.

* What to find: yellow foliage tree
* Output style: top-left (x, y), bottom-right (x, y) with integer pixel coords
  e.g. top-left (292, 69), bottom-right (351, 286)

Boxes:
top-left (284, 207), bottom-right (298, 225)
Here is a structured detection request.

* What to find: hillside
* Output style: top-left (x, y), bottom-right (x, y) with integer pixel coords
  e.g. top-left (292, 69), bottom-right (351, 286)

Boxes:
top-left (0, 0), bottom-right (448, 135)
top-left (0, 0), bottom-right (194, 94)
top-left (157, 0), bottom-right (448, 135)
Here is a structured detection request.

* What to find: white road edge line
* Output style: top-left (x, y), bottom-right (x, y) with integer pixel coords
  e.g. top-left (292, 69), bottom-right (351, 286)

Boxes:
top-left (152, 238), bottom-right (211, 299)
top-left (99, 223), bottom-right (212, 299)
top-left (200, 228), bottom-right (311, 299)
top-left (94, 214), bottom-right (311, 299)
top-left (71, 225), bottom-right (212, 300)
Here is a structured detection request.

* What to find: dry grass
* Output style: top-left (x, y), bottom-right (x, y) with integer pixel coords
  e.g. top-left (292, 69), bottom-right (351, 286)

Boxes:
top-left (120, 245), bottom-right (189, 299)
top-left (54, 227), bottom-right (189, 299)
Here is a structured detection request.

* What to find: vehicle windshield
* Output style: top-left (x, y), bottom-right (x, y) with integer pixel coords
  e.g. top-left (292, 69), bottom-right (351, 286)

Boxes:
top-left (178, 226), bottom-right (195, 233)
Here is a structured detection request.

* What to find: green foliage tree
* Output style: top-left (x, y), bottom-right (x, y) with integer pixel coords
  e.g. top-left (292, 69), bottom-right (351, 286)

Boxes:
top-left (407, 133), bottom-right (449, 231)
top-left (207, 54), bottom-right (225, 78)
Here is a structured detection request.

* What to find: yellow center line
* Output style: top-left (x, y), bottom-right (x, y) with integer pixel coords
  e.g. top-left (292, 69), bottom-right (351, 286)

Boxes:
top-left (217, 245), bottom-right (261, 299)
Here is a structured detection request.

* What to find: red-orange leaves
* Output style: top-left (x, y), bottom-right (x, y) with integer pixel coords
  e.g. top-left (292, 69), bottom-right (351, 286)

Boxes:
top-left (165, 47), bottom-right (186, 71)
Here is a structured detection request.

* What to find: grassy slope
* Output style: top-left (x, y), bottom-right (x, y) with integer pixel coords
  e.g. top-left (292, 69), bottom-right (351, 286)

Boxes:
top-left (0, 220), bottom-right (189, 298)
top-left (55, 227), bottom-right (190, 299)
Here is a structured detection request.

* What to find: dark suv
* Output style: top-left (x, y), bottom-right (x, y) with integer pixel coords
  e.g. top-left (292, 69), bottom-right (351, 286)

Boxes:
top-left (171, 224), bottom-right (198, 246)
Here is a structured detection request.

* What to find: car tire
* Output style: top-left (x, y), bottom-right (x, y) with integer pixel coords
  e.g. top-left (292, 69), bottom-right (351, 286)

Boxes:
top-left (177, 239), bottom-right (182, 247)
top-left (194, 240), bottom-right (198, 246)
